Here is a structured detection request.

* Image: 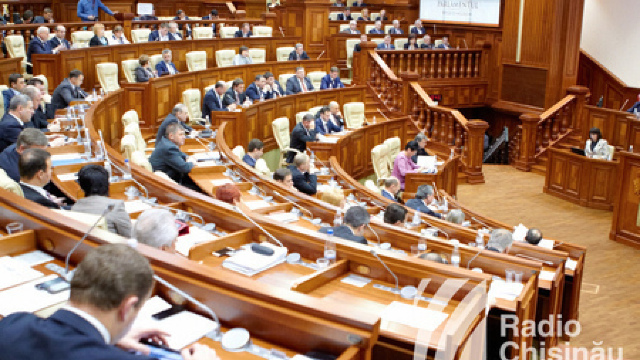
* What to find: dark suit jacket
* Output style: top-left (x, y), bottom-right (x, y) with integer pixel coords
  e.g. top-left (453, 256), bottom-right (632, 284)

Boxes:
top-left (437, 44), bottom-right (451, 49)
top-left (25, 104), bottom-right (50, 130)
top-left (368, 28), bottom-right (384, 34)
top-left (33, 16), bottom-right (46, 23)
top-left (51, 78), bottom-right (87, 114)
top-left (0, 309), bottom-right (152, 360)
top-left (357, 16), bottom-right (371, 21)
top-left (315, 118), bottom-right (341, 135)
top-left (388, 27), bottom-right (404, 35)
top-left (269, 80), bottom-right (285, 98)
top-left (0, 113), bottom-right (25, 153)
top-left (375, 16), bottom-right (388, 21)
top-left (134, 66), bottom-right (155, 82)
top-left (405, 198), bottom-right (442, 219)
top-left (411, 27), bottom-right (426, 35)
top-left (354, 43), bottom-right (362, 52)
top-left (381, 189), bottom-right (396, 201)
top-left (20, 184), bottom-right (61, 209)
top-left (320, 74), bottom-right (344, 89)
top-left (173, 15), bottom-right (192, 36)
top-left (49, 36), bottom-right (70, 49)
top-left (288, 50), bottom-right (310, 61)
top-left (27, 36), bottom-right (52, 63)
top-left (421, 43), bottom-right (434, 49)
top-left (155, 61), bottom-right (178, 77)
top-left (245, 83), bottom-right (271, 101)
top-left (155, 114), bottom-right (193, 144)
top-left (404, 43), bottom-right (419, 50)
top-left (149, 136), bottom-right (194, 184)
top-left (222, 88), bottom-right (247, 107)
top-left (340, 28), bottom-right (360, 34)
top-left (288, 165), bottom-right (317, 195)
top-left (319, 225), bottom-right (368, 245)
top-left (88, 35), bottom-right (108, 47)
top-left (286, 76), bottom-right (314, 95)
top-left (202, 89), bottom-right (228, 115)
top-left (234, 30), bottom-right (253, 38)
top-left (627, 101), bottom-right (640, 113)
top-left (377, 43), bottom-right (395, 50)
top-left (0, 144), bottom-right (20, 182)
top-left (287, 122), bottom-right (316, 162)
top-left (411, 147), bottom-right (431, 163)
top-left (148, 30), bottom-right (176, 42)
top-left (2, 88), bottom-right (18, 113)
top-left (337, 14), bottom-right (354, 21)
top-left (243, 154), bottom-right (257, 167)
top-left (330, 113), bottom-right (344, 129)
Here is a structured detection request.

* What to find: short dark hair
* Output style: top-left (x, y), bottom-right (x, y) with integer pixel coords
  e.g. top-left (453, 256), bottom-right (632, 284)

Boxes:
top-left (264, 71), bottom-right (274, 79)
top-left (589, 127), bottom-right (602, 141)
top-left (248, 138), bottom-right (264, 152)
top-left (214, 82), bottom-right (225, 89)
top-left (8, 73), bottom-right (23, 87)
top-left (43, 7), bottom-right (53, 14)
top-left (77, 164), bottom-right (110, 197)
top-left (69, 70), bottom-right (83, 79)
top-left (273, 168), bottom-right (291, 182)
top-left (320, 106), bottom-right (331, 115)
top-left (16, 128), bottom-right (47, 149)
top-left (239, 45), bottom-right (249, 53)
top-left (302, 114), bottom-right (314, 122)
top-left (159, 23), bottom-right (169, 29)
top-left (254, 74), bottom-right (265, 82)
top-left (232, 78), bottom-right (244, 88)
top-left (210, 9), bottom-right (218, 16)
top-left (70, 244), bottom-right (154, 311)
top-left (27, 77), bottom-right (44, 86)
top-left (344, 206), bottom-right (370, 228)
top-left (405, 140), bottom-right (419, 151)
top-left (525, 228), bottom-right (543, 245)
top-left (23, 10), bottom-right (34, 20)
top-left (384, 204), bottom-right (407, 225)
top-left (176, 9), bottom-right (184, 15)
top-left (165, 122), bottom-right (183, 137)
top-left (19, 148), bottom-right (50, 180)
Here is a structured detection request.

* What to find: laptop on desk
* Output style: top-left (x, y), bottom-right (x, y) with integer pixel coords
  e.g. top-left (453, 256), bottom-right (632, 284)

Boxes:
top-left (570, 147), bottom-right (586, 156)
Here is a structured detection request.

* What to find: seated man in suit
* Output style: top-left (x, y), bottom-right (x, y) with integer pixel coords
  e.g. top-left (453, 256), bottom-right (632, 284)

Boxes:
top-left (0, 128), bottom-right (47, 182)
top-left (411, 19), bottom-right (426, 35)
top-left (388, 20), bottom-right (403, 34)
top-left (358, 8), bottom-right (371, 21)
top-left (288, 43), bottom-right (310, 61)
top-left (33, 7), bottom-right (54, 23)
top-left (320, 67), bottom-right (345, 90)
top-left (287, 153), bottom-right (317, 195)
top-left (287, 114), bottom-right (318, 163)
top-left (319, 206), bottom-right (369, 245)
top-left (384, 203), bottom-right (408, 226)
top-left (232, 46), bottom-right (253, 66)
top-left (51, 70), bottom-right (87, 114)
top-left (315, 106), bottom-right (341, 135)
top-left (202, 9), bottom-right (219, 34)
top-left (369, 20), bottom-right (384, 34)
top-left (22, 86), bottom-right (57, 132)
top-left (328, 101), bottom-right (345, 129)
top-left (353, 34), bottom-right (368, 52)
top-left (27, 27), bottom-right (65, 73)
top-left (334, 0), bottom-right (345, 6)
top-left (391, 140), bottom-right (421, 190)
top-left (3, 73), bottom-right (25, 113)
top-left (486, 229), bottom-right (514, 253)
top-left (149, 122), bottom-right (198, 189)
top-left (18, 148), bottom-right (63, 209)
top-left (155, 103), bottom-right (195, 143)
top-left (338, 8), bottom-right (354, 21)
top-left (0, 243), bottom-right (217, 359)
top-left (148, 23), bottom-right (175, 42)
top-left (264, 72), bottom-right (285, 98)
top-left (0, 94), bottom-right (34, 153)
top-left (174, 9), bottom-right (192, 38)
top-left (19, 10), bottom-right (35, 24)
top-left (381, 177), bottom-right (400, 202)
top-left (223, 78), bottom-right (252, 108)
top-left (235, 23), bottom-right (253, 38)
top-left (167, 22), bottom-right (183, 41)
top-left (202, 81), bottom-right (237, 115)
top-left (438, 36), bottom-right (452, 49)
top-left (421, 34), bottom-right (434, 49)
top-left (286, 67), bottom-right (314, 95)
top-left (411, 133), bottom-right (431, 163)
top-left (525, 228), bottom-right (543, 245)
top-left (72, 164), bottom-right (133, 237)
top-left (243, 139), bottom-right (264, 168)
top-left (376, 35), bottom-right (395, 50)
top-left (376, 9), bottom-right (388, 21)
top-left (49, 25), bottom-right (71, 49)
top-left (155, 49), bottom-right (179, 76)
top-left (107, 25), bottom-right (130, 44)
top-left (340, 19), bottom-right (360, 34)
top-left (245, 74), bottom-right (272, 102)
top-left (134, 208), bottom-right (179, 251)
top-left (405, 185), bottom-right (442, 219)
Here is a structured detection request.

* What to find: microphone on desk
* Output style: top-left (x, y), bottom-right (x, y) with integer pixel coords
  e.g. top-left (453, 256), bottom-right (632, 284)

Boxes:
top-left (316, 51), bottom-right (325, 60)
top-left (279, 27), bottom-right (285, 37)
top-left (620, 99), bottom-right (629, 112)
top-left (366, 223), bottom-right (387, 249)
top-left (370, 249), bottom-right (398, 292)
top-left (234, 205), bottom-right (285, 247)
top-left (376, 108), bottom-right (390, 121)
top-left (431, 181), bottom-right (444, 204)
top-left (194, 136), bottom-right (219, 155)
top-left (272, 190), bottom-right (321, 225)
top-left (471, 216), bottom-right (493, 231)
top-left (514, 253), bottom-right (554, 266)
top-left (228, 166), bottom-right (274, 203)
top-left (64, 204), bottom-right (115, 280)
top-left (466, 244), bottom-right (486, 269)
top-left (463, 39), bottom-right (468, 49)
top-left (370, 249), bottom-right (417, 299)
top-left (140, 200), bottom-right (206, 227)
top-left (421, 219), bottom-right (450, 240)
top-left (309, 150), bottom-right (331, 173)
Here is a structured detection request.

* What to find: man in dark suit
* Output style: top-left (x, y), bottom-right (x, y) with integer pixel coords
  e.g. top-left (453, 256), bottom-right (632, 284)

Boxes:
top-left (411, 133), bottom-right (431, 163)
top-left (18, 148), bottom-right (62, 209)
top-left (17, 10), bottom-right (34, 24)
top-left (264, 72), bottom-right (285, 98)
top-left (243, 139), bottom-right (264, 168)
top-left (286, 67), bottom-right (314, 95)
top-left (0, 243), bottom-right (216, 359)
top-left (318, 206), bottom-right (369, 245)
top-left (149, 122), bottom-right (197, 187)
top-left (222, 78), bottom-right (250, 107)
top-left (381, 177), bottom-right (400, 202)
top-left (50, 70), bottom-right (87, 114)
top-left (626, 94), bottom-right (640, 114)
top-left (421, 34), bottom-right (434, 49)
top-left (383, 203), bottom-right (408, 226)
top-left (287, 153), bottom-right (317, 195)
top-left (405, 185), bottom-right (442, 219)
top-left (376, 35), bottom-right (395, 49)
top-left (234, 23), bottom-right (253, 37)
top-left (245, 74), bottom-right (272, 102)
top-left (288, 43), bottom-right (310, 61)
top-left (320, 67), bottom-right (345, 90)
top-left (315, 106), bottom-right (341, 135)
top-left (0, 94), bottom-right (34, 153)
top-left (155, 104), bottom-right (194, 144)
top-left (353, 0), bottom-right (367, 6)
top-left (0, 128), bottom-right (47, 182)
top-left (411, 20), bottom-right (426, 35)
top-left (340, 19), bottom-right (360, 34)
top-left (148, 23), bottom-right (175, 41)
top-left (388, 20), bottom-right (403, 34)
top-left (22, 86), bottom-right (51, 131)
top-left (437, 36), bottom-right (452, 49)
top-left (287, 114), bottom-right (317, 163)
top-left (155, 49), bottom-right (179, 76)
top-left (202, 9), bottom-right (219, 35)
top-left (353, 34), bottom-right (367, 52)
top-left (49, 25), bottom-right (71, 49)
top-left (27, 27), bottom-right (64, 73)
top-left (173, 9), bottom-right (192, 37)
top-left (2, 73), bottom-right (25, 113)
top-left (202, 82), bottom-right (236, 116)
top-left (337, 8), bottom-right (353, 21)
top-left (369, 20), bottom-right (384, 34)
top-left (33, 7), bottom-right (54, 23)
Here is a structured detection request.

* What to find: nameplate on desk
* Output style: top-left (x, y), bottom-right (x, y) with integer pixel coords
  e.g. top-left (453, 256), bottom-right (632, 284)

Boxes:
top-left (210, 178), bottom-right (233, 187)
top-left (57, 173), bottom-right (78, 182)
top-left (267, 212), bottom-right (299, 223)
top-left (417, 155), bottom-right (436, 169)
top-left (243, 200), bottom-right (272, 210)
top-left (537, 239), bottom-right (554, 250)
top-left (380, 301), bottom-right (449, 331)
top-left (317, 135), bottom-right (340, 144)
top-left (12, 250), bottom-right (54, 267)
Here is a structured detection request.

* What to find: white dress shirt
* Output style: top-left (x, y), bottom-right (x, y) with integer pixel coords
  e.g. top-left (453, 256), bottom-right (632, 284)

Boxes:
top-left (62, 305), bottom-right (111, 344)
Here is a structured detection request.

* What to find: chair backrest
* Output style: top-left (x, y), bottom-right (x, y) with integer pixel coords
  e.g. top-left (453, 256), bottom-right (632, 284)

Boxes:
top-left (53, 209), bottom-right (107, 230)
top-left (121, 59), bottom-right (138, 83)
top-left (255, 158), bottom-right (271, 177)
top-left (182, 88), bottom-right (203, 120)
top-left (124, 122), bottom-right (146, 153)
top-left (364, 179), bottom-right (381, 194)
top-left (365, 25), bottom-right (376, 34)
top-left (296, 111), bottom-right (313, 124)
top-left (279, 73), bottom-right (295, 88)
top-left (371, 12), bottom-right (380, 20)
top-left (434, 39), bottom-right (443, 47)
top-left (131, 151), bottom-right (152, 172)
top-left (71, 30), bottom-right (93, 48)
top-left (308, 106), bottom-right (324, 116)
top-left (608, 145), bottom-right (615, 161)
top-left (104, 30), bottom-right (113, 39)
top-left (4, 35), bottom-right (26, 58)
top-left (219, 26), bottom-right (239, 38)
top-left (96, 62), bottom-right (120, 92)
top-left (204, 83), bottom-right (216, 94)
top-left (384, 25), bottom-right (393, 33)
top-left (394, 38), bottom-right (408, 50)
top-left (215, 49), bottom-right (236, 68)
top-left (276, 47), bottom-right (295, 62)
top-left (186, 51), bottom-right (207, 71)
top-left (154, 170), bottom-right (176, 183)
top-left (131, 29), bottom-right (151, 43)
top-left (343, 102), bottom-right (365, 129)
top-left (384, 137), bottom-right (401, 170)
top-left (121, 134), bottom-right (137, 159)
top-left (34, 75), bottom-right (49, 95)
top-left (252, 26), bottom-right (273, 37)
top-left (346, 39), bottom-right (360, 68)
top-left (307, 71), bottom-right (327, 90)
top-left (272, 117), bottom-right (291, 151)
top-left (409, 25), bottom-right (416, 34)
top-left (339, 24), bottom-right (350, 32)
top-left (248, 48), bottom-right (266, 64)
top-left (0, 168), bottom-right (23, 197)
top-left (232, 145), bottom-right (246, 159)
top-left (329, 12), bottom-right (341, 20)
top-left (371, 144), bottom-right (391, 180)
top-left (193, 27), bottom-right (214, 40)
top-left (351, 12), bottom-right (362, 19)
top-left (416, 38), bottom-right (425, 46)
top-left (121, 109), bottom-right (140, 127)
top-left (149, 54), bottom-right (163, 70)
top-left (371, 38), bottom-right (384, 46)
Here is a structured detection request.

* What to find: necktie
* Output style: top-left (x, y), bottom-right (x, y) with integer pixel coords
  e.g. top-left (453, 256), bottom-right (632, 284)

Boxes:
top-left (119, 37), bottom-right (123, 44)
top-left (235, 92), bottom-right (240, 104)
top-left (301, 79), bottom-right (307, 92)
top-left (259, 89), bottom-right (263, 101)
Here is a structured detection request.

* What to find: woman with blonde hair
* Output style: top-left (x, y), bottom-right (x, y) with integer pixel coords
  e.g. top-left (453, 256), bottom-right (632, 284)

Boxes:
top-left (89, 23), bottom-right (108, 47)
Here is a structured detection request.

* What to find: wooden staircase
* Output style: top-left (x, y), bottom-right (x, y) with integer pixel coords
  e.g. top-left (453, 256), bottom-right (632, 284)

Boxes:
top-left (530, 133), bottom-right (583, 174)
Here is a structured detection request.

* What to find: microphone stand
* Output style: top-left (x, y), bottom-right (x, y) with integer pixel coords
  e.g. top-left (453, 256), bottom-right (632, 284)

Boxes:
top-left (471, 216), bottom-right (493, 231)
top-left (370, 249), bottom-right (399, 293)
top-left (234, 205), bottom-right (284, 247)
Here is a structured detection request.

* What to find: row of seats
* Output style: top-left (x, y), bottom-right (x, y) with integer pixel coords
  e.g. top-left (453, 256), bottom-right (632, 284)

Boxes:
top-left (127, 25), bottom-right (273, 43)
top-left (329, 12), bottom-right (385, 21)
top-left (345, 36), bottom-right (442, 68)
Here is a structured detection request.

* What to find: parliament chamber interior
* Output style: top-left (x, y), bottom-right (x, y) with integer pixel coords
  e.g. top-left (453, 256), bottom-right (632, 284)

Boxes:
top-left (0, 0), bottom-right (637, 359)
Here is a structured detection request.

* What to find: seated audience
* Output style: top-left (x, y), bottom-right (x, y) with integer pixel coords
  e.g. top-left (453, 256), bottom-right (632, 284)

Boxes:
top-left (134, 208), bottom-right (178, 251)
top-left (405, 185), bottom-right (442, 219)
top-left (149, 122), bottom-right (196, 187)
top-left (148, 23), bottom-right (175, 42)
top-left (392, 140), bottom-right (421, 190)
top-left (245, 75), bottom-right (271, 102)
top-left (328, 101), bottom-right (344, 129)
top-left (243, 139), bottom-right (264, 167)
top-left (19, 148), bottom-right (62, 209)
top-left (288, 43), bottom-right (310, 61)
top-left (438, 37), bottom-right (452, 49)
top-left (411, 133), bottom-right (431, 163)
top-left (404, 34), bottom-right (419, 50)
top-left (174, 10), bottom-right (192, 38)
top-left (341, 20), bottom-right (360, 34)
top-left (265, 72), bottom-right (285, 98)
top-left (51, 70), bottom-right (87, 114)
top-left (376, 9), bottom-right (388, 21)
top-left (19, 10), bottom-right (35, 24)
top-left (77, 0), bottom-right (115, 22)
top-left (322, 187), bottom-right (345, 208)
top-left (22, 86), bottom-right (52, 131)
top-left (89, 23), bottom-right (109, 47)
top-left (388, 20), bottom-right (403, 34)
top-left (354, 0), bottom-right (367, 6)
top-left (235, 23), bottom-right (253, 38)
top-left (353, 34), bottom-right (368, 52)
top-left (319, 206), bottom-right (369, 245)
top-left (288, 114), bottom-right (318, 163)
top-left (72, 164), bottom-right (132, 237)
top-left (168, 22), bottom-right (183, 40)
top-left (0, 95), bottom-right (34, 153)
top-left (216, 183), bottom-right (242, 204)
top-left (3, 74), bottom-right (25, 113)
top-left (421, 34), bottom-right (434, 49)
top-left (585, 127), bottom-right (610, 159)
top-left (320, 67), bottom-right (345, 89)
top-left (369, 20), bottom-right (384, 34)
top-left (286, 67), bottom-right (314, 95)
top-left (107, 25), bottom-right (130, 44)
top-left (445, 209), bottom-right (465, 225)
top-left (358, 8), bottom-right (371, 21)
top-left (381, 177), bottom-right (400, 202)
top-left (27, 27), bottom-right (64, 71)
top-left (223, 78), bottom-right (251, 107)
top-left (334, 0), bottom-right (344, 6)
top-left (273, 168), bottom-right (296, 190)
top-left (411, 20), bottom-right (426, 34)
top-left (0, 128), bottom-right (47, 182)
top-left (486, 229), bottom-right (514, 253)
top-left (233, 46), bottom-right (253, 66)
top-left (155, 104), bottom-right (194, 143)
top-left (338, 9), bottom-right (354, 22)
top-left (288, 153), bottom-right (317, 195)
top-left (525, 228), bottom-right (543, 245)
top-left (203, 82), bottom-right (236, 114)
top-left (377, 35), bottom-right (395, 50)
top-left (34, 7), bottom-right (54, 23)
top-left (134, 55), bottom-right (156, 82)
top-left (315, 106), bottom-right (341, 135)
top-left (49, 25), bottom-right (70, 49)
top-left (384, 203), bottom-right (408, 226)
top-left (155, 49), bottom-right (179, 76)
top-left (419, 252), bottom-right (447, 263)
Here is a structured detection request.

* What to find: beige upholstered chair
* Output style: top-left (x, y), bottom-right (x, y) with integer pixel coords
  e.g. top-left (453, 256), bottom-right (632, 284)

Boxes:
top-left (276, 47), bottom-right (295, 62)
top-left (121, 134), bottom-right (137, 160)
top-left (272, 117), bottom-right (299, 167)
top-left (186, 51), bottom-right (207, 71)
top-left (0, 168), bottom-right (23, 197)
top-left (371, 12), bottom-right (380, 20)
top-left (364, 25), bottom-right (376, 34)
top-left (364, 179), bottom-right (381, 194)
top-left (121, 109), bottom-right (140, 127)
top-left (34, 75), bottom-right (50, 99)
top-left (131, 151), bottom-right (153, 171)
top-left (384, 137), bottom-right (401, 170)
top-left (0, 85), bottom-right (7, 117)
top-left (104, 30), bottom-right (113, 39)
top-left (4, 35), bottom-right (30, 76)
top-left (409, 25), bottom-right (416, 34)
top-left (215, 49), bottom-right (235, 68)
top-left (416, 38), bottom-right (424, 47)
top-left (252, 26), bottom-right (273, 37)
top-left (71, 30), bottom-right (93, 48)
top-left (371, 144), bottom-right (391, 182)
top-left (182, 89), bottom-right (206, 125)
top-left (346, 39), bottom-right (359, 68)
top-left (308, 106), bottom-right (323, 116)
top-left (219, 26), bottom-right (239, 38)
top-left (607, 145), bottom-right (615, 161)
top-left (343, 102), bottom-right (365, 129)
top-left (339, 24), bottom-right (350, 32)
top-left (371, 38), bottom-right (384, 46)
top-left (193, 27), bottom-right (214, 40)
top-left (350, 12), bottom-right (362, 20)
top-left (434, 39), bottom-right (443, 47)
top-left (296, 111), bottom-right (313, 124)
top-left (279, 73), bottom-right (295, 89)
top-left (254, 159), bottom-right (271, 177)
top-left (131, 29), bottom-right (151, 44)
top-left (154, 171), bottom-right (176, 183)
top-left (149, 54), bottom-right (163, 70)
top-left (121, 59), bottom-right (139, 83)
top-left (307, 72), bottom-right (327, 90)
top-left (96, 63), bottom-right (120, 92)
top-left (384, 25), bottom-right (394, 34)
top-left (124, 123), bottom-right (148, 154)
top-left (232, 145), bottom-right (245, 159)
top-left (394, 39), bottom-right (408, 50)
top-left (329, 12), bottom-right (341, 20)
top-left (248, 48), bottom-right (266, 64)
top-left (52, 210), bottom-right (107, 230)
top-left (204, 83), bottom-right (217, 94)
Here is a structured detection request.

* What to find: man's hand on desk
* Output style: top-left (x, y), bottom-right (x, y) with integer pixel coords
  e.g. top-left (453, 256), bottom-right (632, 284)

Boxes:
top-left (182, 343), bottom-right (220, 360)
top-left (116, 327), bottom-right (170, 354)
top-left (48, 120), bottom-right (61, 133)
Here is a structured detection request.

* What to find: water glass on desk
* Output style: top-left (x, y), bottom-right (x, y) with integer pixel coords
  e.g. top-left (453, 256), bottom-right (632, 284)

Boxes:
top-left (6, 222), bottom-right (23, 234)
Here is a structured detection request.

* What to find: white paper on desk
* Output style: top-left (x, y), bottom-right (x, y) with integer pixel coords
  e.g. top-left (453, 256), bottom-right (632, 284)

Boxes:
top-left (540, 270), bottom-right (556, 282)
top-left (512, 224), bottom-right (528, 242)
top-left (0, 256), bottom-right (44, 290)
top-left (243, 200), bottom-right (272, 210)
top-left (537, 239), bottom-right (555, 250)
top-left (341, 274), bottom-right (371, 288)
top-left (195, 160), bottom-right (218, 167)
top-left (380, 301), bottom-right (449, 332)
top-left (210, 178), bottom-right (233, 187)
top-left (565, 258), bottom-right (577, 271)
top-left (57, 173), bottom-right (78, 182)
top-left (489, 279), bottom-right (524, 301)
top-left (191, 152), bottom-right (220, 161)
top-left (417, 155), bottom-right (436, 169)
top-left (13, 250), bottom-right (54, 267)
top-left (0, 274), bottom-right (70, 316)
top-left (222, 242), bottom-right (287, 276)
top-left (267, 212), bottom-right (299, 223)
top-left (51, 154), bottom-right (82, 161)
top-left (174, 227), bottom-right (217, 257)
top-left (317, 135), bottom-right (339, 144)
top-left (124, 200), bottom-right (153, 214)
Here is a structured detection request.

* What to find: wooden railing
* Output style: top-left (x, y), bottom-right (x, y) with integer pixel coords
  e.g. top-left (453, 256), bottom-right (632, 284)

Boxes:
top-left (377, 47), bottom-right (488, 81)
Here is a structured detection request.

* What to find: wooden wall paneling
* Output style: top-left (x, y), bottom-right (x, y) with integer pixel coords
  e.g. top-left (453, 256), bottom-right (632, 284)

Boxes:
top-left (174, 74), bottom-right (197, 103)
top-left (577, 51), bottom-right (640, 109)
top-left (628, 122), bottom-right (640, 152)
top-left (349, 130), bottom-right (365, 179)
top-left (610, 152), bottom-right (640, 248)
top-left (501, 64), bottom-right (547, 108)
top-left (276, 97), bottom-right (296, 133)
top-left (587, 163), bottom-right (617, 208)
top-left (150, 79), bottom-right (174, 126)
top-left (0, 58), bottom-right (22, 86)
top-left (305, 7), bottom-right (330, 58)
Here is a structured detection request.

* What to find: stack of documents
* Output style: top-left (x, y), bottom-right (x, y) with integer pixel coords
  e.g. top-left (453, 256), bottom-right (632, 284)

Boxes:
top-left (222, 242), bottom-right (287, 276)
